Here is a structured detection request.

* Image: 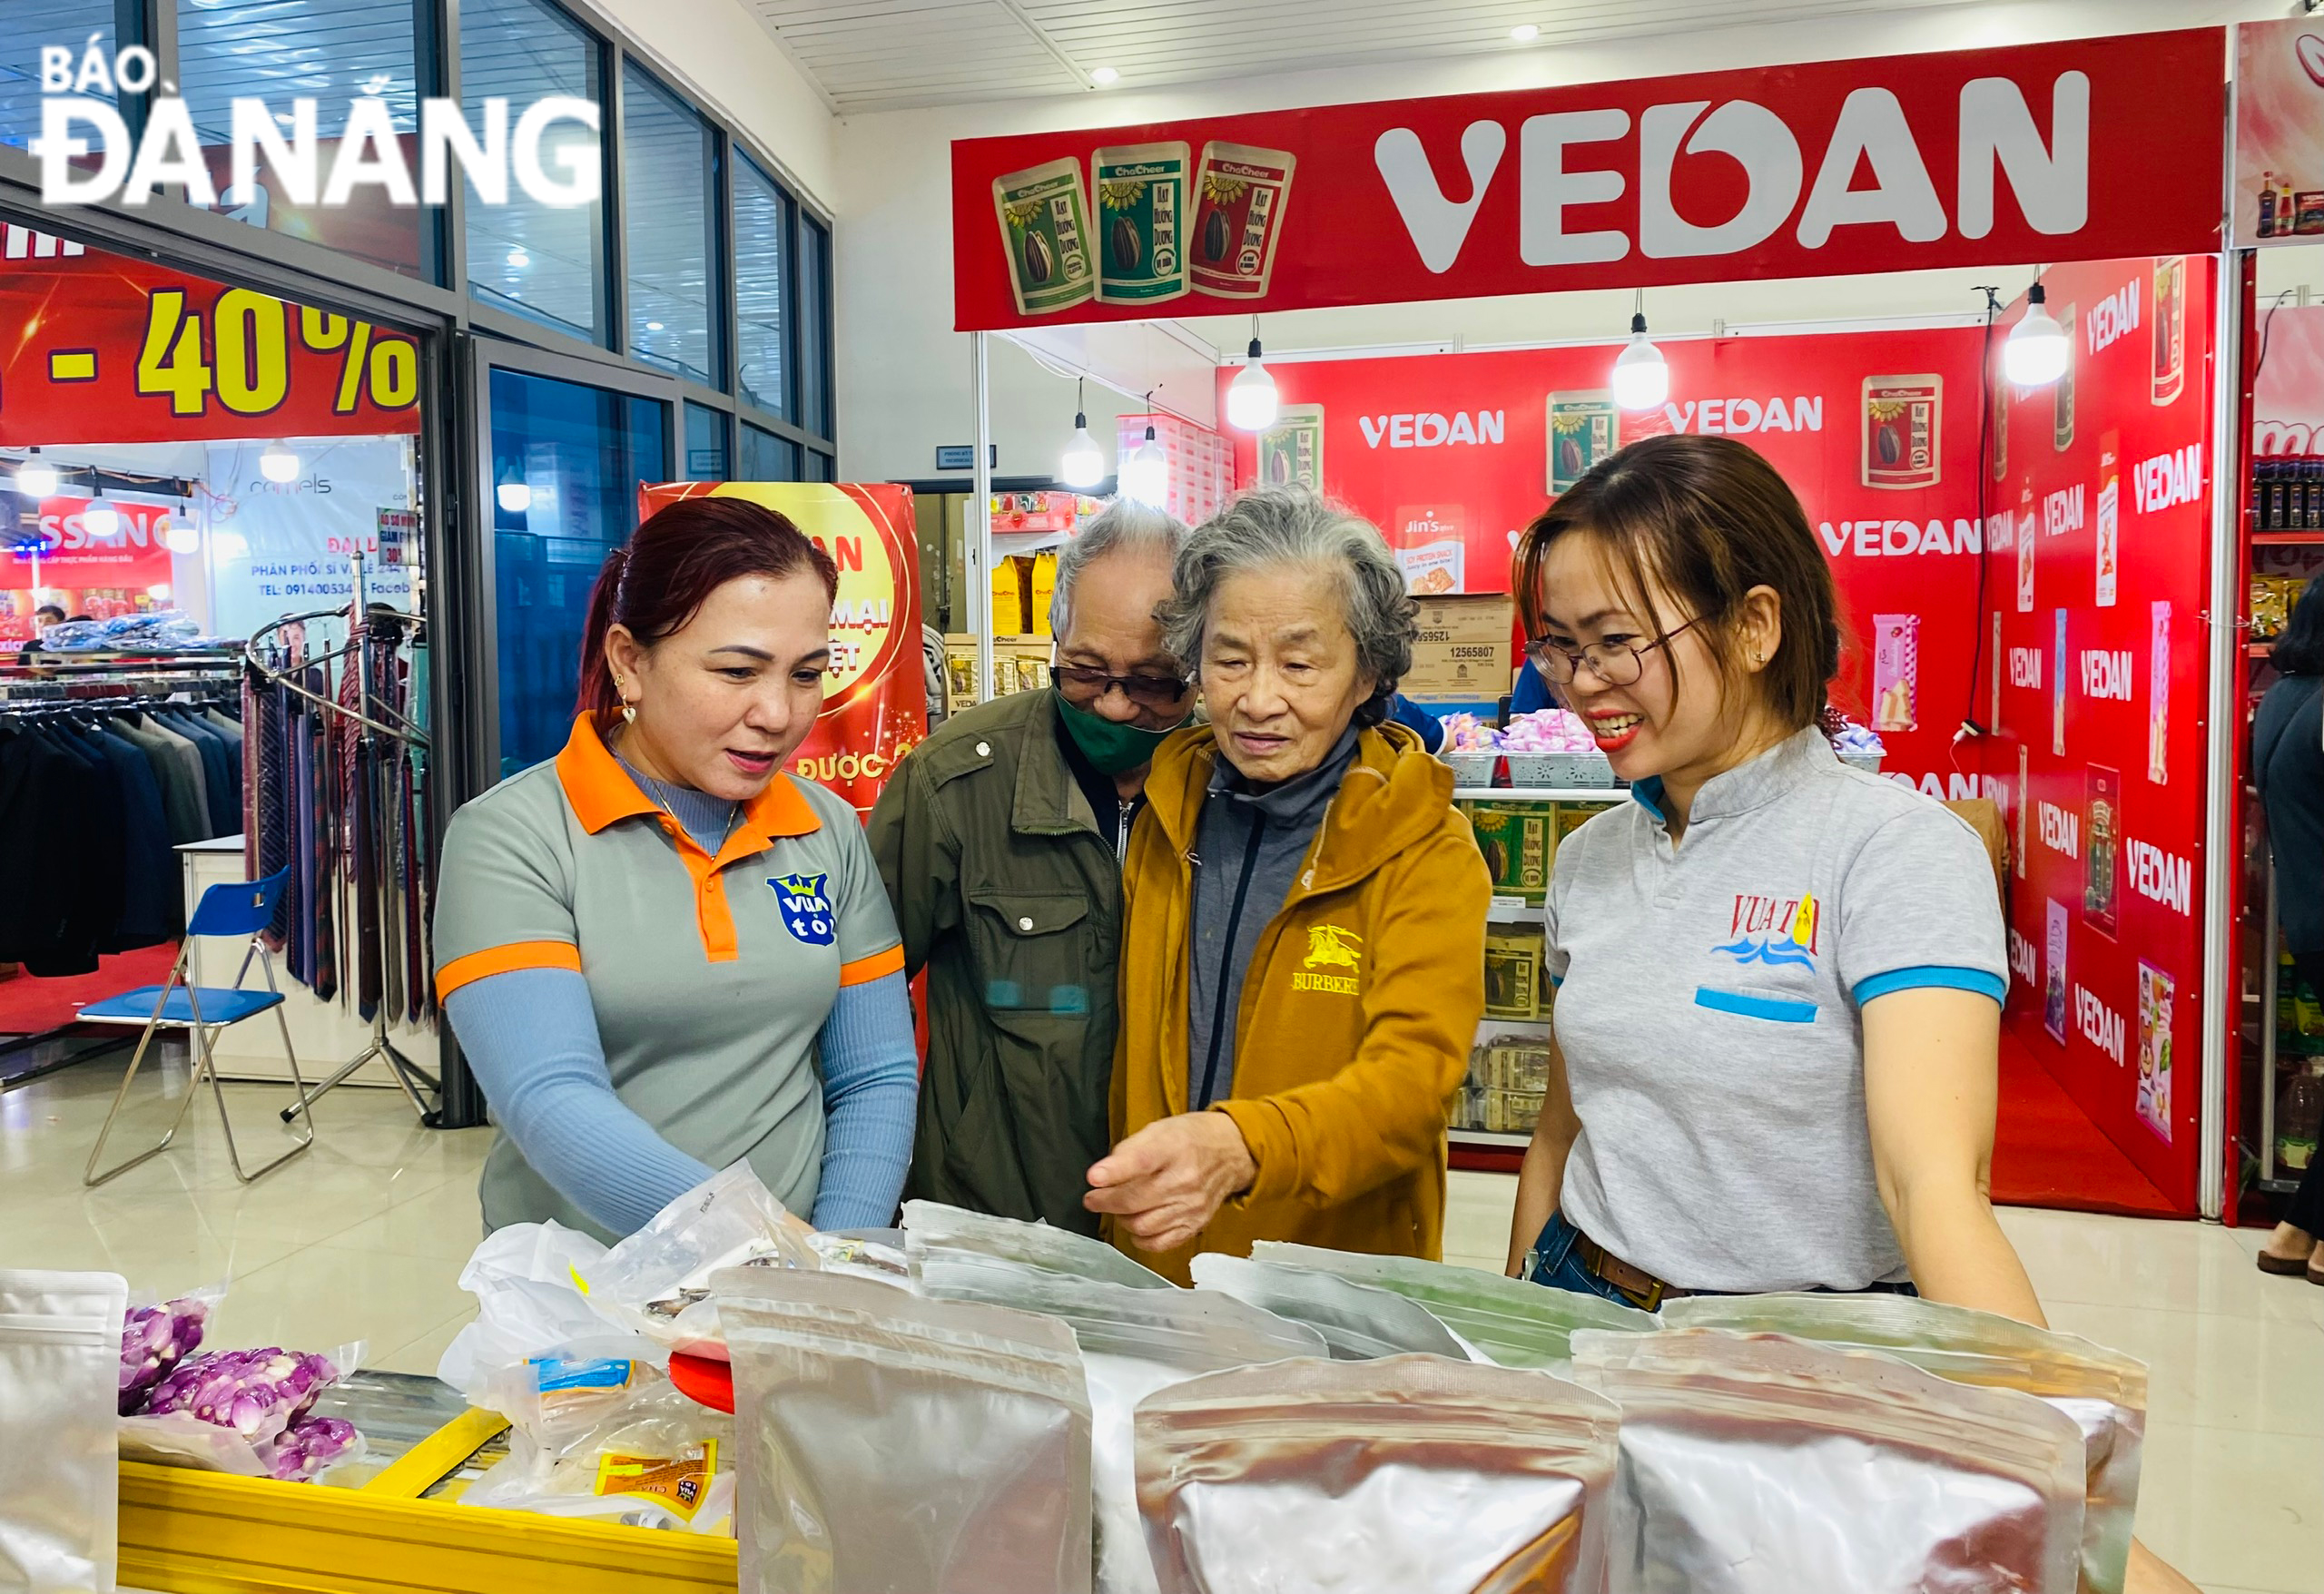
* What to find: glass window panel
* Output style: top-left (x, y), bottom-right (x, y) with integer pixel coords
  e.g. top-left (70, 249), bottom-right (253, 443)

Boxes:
top-left (798, 214), bottom-right (832, 439)
top-left (463, 0), bottom-right (603, 343)
top-left (806, 448), bottom-right (834, 483)
top-left (489, 366), bottom-right (665, 772)
top-left (622, 64), bottom-right (715, 386)
top-left (173, 0), bottom-right (425, 277)
top-left (739, 422), bottom-right (798, 484)
top-left (733, 156), bottom-right (787, 418)
top-left (1, 1), bottom-right (115, 150)
top-left (684, 401), bottom-right (726, 481)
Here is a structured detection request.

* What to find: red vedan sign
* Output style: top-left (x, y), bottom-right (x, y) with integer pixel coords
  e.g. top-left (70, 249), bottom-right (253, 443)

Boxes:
top-left (953, 29), bottom-right (2225, 330)
top-left (0, 226), bottom-right (422, 446)
top-left (1224, 324), bottom-right (1991, 795)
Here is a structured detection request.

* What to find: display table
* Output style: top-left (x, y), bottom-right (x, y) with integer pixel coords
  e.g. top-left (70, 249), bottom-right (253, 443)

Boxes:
top-left (118, 1372), bottom-right (734, 1594)
top-left (176, 838), bottom-right (440, 1087)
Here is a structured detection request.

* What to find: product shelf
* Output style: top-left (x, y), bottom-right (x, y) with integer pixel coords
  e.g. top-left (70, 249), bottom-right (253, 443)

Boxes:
top-left (2252, 531), bottom-right (2324, 546)
top-left (1452, 786), bottom-right (1628, 802)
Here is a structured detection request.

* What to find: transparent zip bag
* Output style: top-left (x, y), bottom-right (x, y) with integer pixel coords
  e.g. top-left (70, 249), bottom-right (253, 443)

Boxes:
top-left (0, 1269), bottom-right (126, 1594)
top-left (435, 1219), bottom-right (625, 1407)
top-left (918, 1252), bottom-right (1324, 1594)
top-left (1250, 1241), bottom-right (1659, 1373)
top-left (578, 1164), bottom-right (821, 1346)
top-left (1662, 1293), bottom-right (2146, 1594)
top-left (903, 1199), bottom-right (1172, 1290)
top-left (1134, 1353), bottom-right (1620, 1594)
top-left (1188, 1253), bottom-right (1470, 1361)
top-left (718, 1268), bottom-right (1094, 1594)
top-left (1572, 1326), bottom-right (2088, 1594)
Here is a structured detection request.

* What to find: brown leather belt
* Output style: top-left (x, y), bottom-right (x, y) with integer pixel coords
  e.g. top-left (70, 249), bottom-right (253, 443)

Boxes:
top-left (1572, 1229), bottom-right (1695, 1311)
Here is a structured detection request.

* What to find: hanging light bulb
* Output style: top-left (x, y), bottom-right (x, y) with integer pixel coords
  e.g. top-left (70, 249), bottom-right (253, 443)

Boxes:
top-left (260, 440), bottom-right (301, 483)
top-left (1059, 377), bottom-right (1106, 488)
top-left (497, 479), bottom-right (535, 513)
top-left (1610, 291), bottom-right (1669, 411)
top-left (14, 448), bottom-right (59, 498)
top-left (82, 498), bottom-right (122, 539)
top-left (2004, 280), bottom-right (2070, 387)
top-left (163, 521), bottom-right (201, 554)
top-left (1225, 316), bottom-right (1279, 431)
top-left (1120, 424), bottom-right (1169, 507)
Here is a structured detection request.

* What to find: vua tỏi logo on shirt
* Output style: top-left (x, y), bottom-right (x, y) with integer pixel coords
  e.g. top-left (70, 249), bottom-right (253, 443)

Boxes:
top-left (1713, 892), bottom-right (1820, 969)
top-left (770, 872), bottom-right (835, 945)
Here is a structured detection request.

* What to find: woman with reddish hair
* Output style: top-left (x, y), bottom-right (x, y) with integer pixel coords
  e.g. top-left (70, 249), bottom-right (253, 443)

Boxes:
top-left (431, 497), bottom-right (918, 1240)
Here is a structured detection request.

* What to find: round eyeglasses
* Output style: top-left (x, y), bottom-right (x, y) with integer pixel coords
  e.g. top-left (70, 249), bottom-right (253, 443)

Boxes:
top-left (1525, 615), bottom-right (1707, 687)
top-left (1051, 664), bottom-right (1192, 708)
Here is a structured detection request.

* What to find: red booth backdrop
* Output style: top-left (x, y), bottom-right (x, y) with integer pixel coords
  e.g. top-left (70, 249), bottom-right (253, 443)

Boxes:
top-left (1218, 325), bottom-right (1995, 800)
top-left (1986, 255), bottom-right (2217, 1213)
top-left (1222, 262), bottom-right (2213, 1212)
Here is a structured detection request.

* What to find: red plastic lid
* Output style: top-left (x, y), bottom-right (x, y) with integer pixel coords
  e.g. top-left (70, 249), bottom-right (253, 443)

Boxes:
top-left (668, 1350), bottom-right (735, 1413)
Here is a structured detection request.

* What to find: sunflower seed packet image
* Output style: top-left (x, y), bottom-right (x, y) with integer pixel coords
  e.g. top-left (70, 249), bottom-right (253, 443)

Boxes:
top-left (994, 156), bottom-right (1096, 317)
top-left (1094, 142), bottom-right (1191, 306)
top-left (1191, 141), bottom-right (1296, 299)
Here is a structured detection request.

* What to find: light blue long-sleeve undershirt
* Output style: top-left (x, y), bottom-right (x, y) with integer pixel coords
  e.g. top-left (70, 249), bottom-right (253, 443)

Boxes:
top-left (444, 966), bottom-right (918, 1235)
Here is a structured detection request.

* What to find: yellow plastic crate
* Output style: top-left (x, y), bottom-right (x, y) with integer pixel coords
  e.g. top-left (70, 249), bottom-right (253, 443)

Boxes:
top-left (118, 1409), bottom-right (738, 1594)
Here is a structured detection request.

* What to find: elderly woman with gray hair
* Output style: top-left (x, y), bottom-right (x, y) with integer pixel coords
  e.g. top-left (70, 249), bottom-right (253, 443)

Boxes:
top-left (1085, 487), bottom-right (1490, 1282)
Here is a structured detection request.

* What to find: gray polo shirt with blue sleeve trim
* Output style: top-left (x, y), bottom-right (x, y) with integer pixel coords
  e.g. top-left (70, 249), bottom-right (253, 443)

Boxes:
top-left (1543, 725), bottom-right (2006, 1293)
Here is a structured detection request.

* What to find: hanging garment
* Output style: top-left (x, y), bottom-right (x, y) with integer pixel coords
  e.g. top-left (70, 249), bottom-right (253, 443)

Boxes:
top-left (110, 714), bottom-right (202, 846)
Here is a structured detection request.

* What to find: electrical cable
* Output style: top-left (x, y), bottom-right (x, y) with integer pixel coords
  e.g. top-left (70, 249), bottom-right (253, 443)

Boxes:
top-left (1959, 285), bottom-right (2004, 751)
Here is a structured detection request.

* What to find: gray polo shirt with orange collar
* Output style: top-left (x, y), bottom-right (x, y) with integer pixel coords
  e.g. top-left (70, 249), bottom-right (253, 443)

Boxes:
top-left (1543, 726), bottom-right (2006, 1294)
top-left (432, 714), bottom-right (903, 1232)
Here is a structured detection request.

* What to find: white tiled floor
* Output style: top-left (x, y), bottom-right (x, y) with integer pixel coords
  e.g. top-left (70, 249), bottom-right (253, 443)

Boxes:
top-left (5, 1054), bottom-right (2319, 1593)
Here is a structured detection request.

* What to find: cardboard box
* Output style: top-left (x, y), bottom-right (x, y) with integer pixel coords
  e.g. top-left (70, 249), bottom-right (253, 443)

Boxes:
top-left (1030, 551), bottom-right (1058, 635)
top-left (1403, 593), bottom-right (1513, 701)
top-left (1463, 802), bottom-right (1551, 900)
top-left (1484, 926), bottom-right (1546, 1018)
top-left (1942, 797), bottom-right (2008, 911)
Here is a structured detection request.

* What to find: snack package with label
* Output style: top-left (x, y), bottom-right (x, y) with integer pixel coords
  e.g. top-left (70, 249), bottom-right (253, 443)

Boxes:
top-left (917, 1253), bottom-right (1324, 1594)
top-left (903, 1198), bottom-right (1173, 1290)
top-left (1248, 1243), bottom-right (1656, 1376)
top-left (1572, 1327), bottom-right (2086, 1594)
top-left (1135, 1354), bottom-right (1620, 1594)
top-left (464, 1355), bottom-right (735, 1533)
top-left (1188, 1254), bottom-right (1471, 1362)
top-left (1662, 1294), bottom-right (2147, 1594)
top-left (576, 1163), bottom-right (821, 1347)
top-left (721, 1269), bottom-right (1094, 1594)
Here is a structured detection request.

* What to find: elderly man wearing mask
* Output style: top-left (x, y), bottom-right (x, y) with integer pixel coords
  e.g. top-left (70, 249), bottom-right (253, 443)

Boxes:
top-left (1090, 487), bottom-right (1489, 1282)
top-left (872, 500), bottom-right (1193, 1233)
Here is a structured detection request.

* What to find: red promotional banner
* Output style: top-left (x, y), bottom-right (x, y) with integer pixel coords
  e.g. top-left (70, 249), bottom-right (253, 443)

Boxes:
top-left (953, 29), bottom-right (2225, 330)
top-left (1985, 255), bottom-right (2215, 1213)
top-left (0, 225), bottom-right (423, 446)
top-left (637, 482), bottom-right (928, 818)
top-left (0, 495), bottom-right (178, 590)
top-left (1222, 324), bottom-right (1993, 797)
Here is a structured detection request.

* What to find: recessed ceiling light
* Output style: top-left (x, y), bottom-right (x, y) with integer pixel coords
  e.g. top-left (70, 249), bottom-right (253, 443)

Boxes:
top-left (1089, 66), bottom-right (1119, 85)
top-left (507, 247), bottom-right (529, 268)
top-left (645, 320), bottom-right (665, 331)
top-left (1510, 23), bottom-right (1540, 41)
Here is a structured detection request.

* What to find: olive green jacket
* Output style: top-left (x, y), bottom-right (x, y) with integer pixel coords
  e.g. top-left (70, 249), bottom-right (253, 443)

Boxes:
top-left (867, 688), bottom-right (1128, 1234)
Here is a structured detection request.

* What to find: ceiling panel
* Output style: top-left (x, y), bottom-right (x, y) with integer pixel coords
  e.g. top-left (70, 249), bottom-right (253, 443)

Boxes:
top-left (750, 0), bottom-right (1990, 113)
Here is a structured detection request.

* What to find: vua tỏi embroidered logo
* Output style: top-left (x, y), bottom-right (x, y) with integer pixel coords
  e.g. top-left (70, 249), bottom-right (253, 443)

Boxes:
top-left (771, 872), bottom-right (835, 945)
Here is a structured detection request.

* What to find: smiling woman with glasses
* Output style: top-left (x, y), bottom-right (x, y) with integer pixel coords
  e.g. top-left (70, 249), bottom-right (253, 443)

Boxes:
top-left (1505, 434), bottom-right (2044, 1318)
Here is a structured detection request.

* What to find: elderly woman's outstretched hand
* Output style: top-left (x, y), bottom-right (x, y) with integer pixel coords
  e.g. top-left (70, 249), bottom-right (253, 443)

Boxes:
top-left (1085, 1112), bottom-right (1258, 1254)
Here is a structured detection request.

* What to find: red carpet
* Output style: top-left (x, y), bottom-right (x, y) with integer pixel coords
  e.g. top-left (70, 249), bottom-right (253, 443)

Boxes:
top-left (0, 945), bottom-right (179, 1037)
top-left (1990, 1026), bottom-right (2178, 1218)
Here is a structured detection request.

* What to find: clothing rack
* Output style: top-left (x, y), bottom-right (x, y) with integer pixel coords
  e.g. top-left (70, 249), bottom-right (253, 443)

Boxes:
top-left (242, 554), bottom-right (441, 1126)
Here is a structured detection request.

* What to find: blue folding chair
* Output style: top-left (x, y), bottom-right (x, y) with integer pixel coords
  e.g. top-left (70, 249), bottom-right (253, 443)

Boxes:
top-left (83, 867), bottom-right (315, 1187)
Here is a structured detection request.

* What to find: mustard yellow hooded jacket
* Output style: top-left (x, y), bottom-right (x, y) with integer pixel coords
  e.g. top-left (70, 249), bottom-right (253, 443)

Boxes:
top-left (1110, 719), bottom-right (1490, 1283)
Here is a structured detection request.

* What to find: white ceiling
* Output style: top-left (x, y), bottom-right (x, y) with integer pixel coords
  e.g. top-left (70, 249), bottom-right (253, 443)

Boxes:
top-left (751, 0), bottom-right (1992, 114)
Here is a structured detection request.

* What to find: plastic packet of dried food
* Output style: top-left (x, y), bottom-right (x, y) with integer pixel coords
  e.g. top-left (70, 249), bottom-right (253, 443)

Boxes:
top-left (719, 1268), bottom-right (1094, 1594)
top-left (917, 1253), bottom-right (1324, 1594)
top-left (903, 1199), bottom-right (1171, 1291)
top-left (1572, 1326), bottom-right (2086, 1594)
top-left (1135, 1353), bottom-right (1619, 1594)
top-left (1188, 1254), bottom-right (1470, 1362)
top-left (0, 1268), bottom-right (126, 1594)
top-left (463, 1378), bottom-right (735, 1535)
top-left (578, 1164), bottom-right (820, 1344)
top-left (1662, 1294), bottom-right (2146, 1594)
top-left (1250, 1243), bottom-right (1658, 1374)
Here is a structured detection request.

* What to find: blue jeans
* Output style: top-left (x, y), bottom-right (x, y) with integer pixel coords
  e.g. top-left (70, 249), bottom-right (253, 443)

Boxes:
top-left (1520, 1211), bottom-right (1919, 1305)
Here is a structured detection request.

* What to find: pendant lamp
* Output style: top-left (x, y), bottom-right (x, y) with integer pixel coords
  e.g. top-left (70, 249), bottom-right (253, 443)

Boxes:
top-left (1610, 290), bottom-right (1668, 411)
top-left (2004, 281), bottom-right (2069, 387)
top-left (1225, 317), bottom-right (1279, 431)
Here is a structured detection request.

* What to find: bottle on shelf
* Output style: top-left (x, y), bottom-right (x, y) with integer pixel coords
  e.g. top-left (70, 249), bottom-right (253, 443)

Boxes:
top-left (2261, 171), bottom-right (2279, 238)
top-left (2279, 1062), bottom-right (2323, 1175)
